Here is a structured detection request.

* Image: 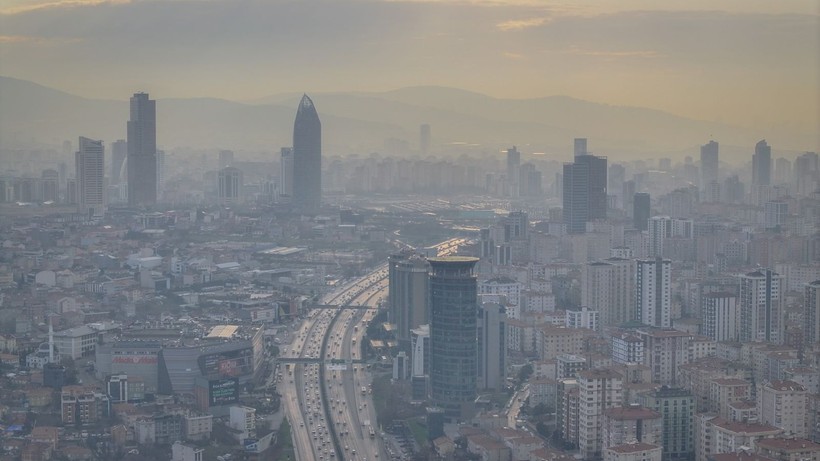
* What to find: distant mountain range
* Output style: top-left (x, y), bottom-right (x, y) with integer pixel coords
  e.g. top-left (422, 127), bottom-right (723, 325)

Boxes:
top-left (1, 76), bottom-right (810, 159)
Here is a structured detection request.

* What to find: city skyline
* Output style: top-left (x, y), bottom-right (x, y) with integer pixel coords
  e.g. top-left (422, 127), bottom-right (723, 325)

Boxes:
top-left (0, 0), bottom-right (817, 140)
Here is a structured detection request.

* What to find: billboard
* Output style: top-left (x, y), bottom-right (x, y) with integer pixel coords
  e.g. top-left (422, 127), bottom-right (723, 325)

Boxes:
top-left (199, 346), bottom-right (253, 378)
top-left (208, 378), bottom-right (239, 406)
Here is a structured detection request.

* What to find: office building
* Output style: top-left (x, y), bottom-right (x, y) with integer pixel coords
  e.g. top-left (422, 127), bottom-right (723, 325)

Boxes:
top-left (75, 136), bottom-right (105, 217)
top-left (633, 193), bottom-right (650, 231)
top-left (217, 167), bottom-right (243, 205)
top-left (429, 256), bottom-right (479, 420)
top-left (702, 292), bottom-right (739, 342)
top-left (504, 211), bottom-right (529, 241)
top-left (388, 251), bottom-right (429, 347)
top-left (701, 140), bottom-right (719, 191)
top-left (636, 258), bottom-right (672, 328)
top-left (566, 306), bottom-right (599, 331)
top-left (111, 139), bottom-right (127, 185)
top-left (292, 94), bottom-right (322, 211)
top-left (563, 152), bottom-right (608, 234)
top-left (582, 258), bottom-right (635, 328)
top-left (805, 281), bottom-right (820, 345)
top-left (752, 140), bottom-right (772, 187)
top-left (578, 368), bottom-right (624, 460)
top-left (738, 269), bottom-right (784, 344)
top-left (280, 147), bottom-right (293, 198)
top-left (639, 387), bottom-right (694, 461)
top-left (172, 441), bottom-right (203, 461)
top-left (507, 146), bottom-right (521, 197)
top-left (476, 303), bottom-right (506, 391)
top-left (574, 138), bottom-right (588, 157)
top-left (609, 164), bottom-right (626, 207)
top-left (127, 92), bottom-right (157, 207)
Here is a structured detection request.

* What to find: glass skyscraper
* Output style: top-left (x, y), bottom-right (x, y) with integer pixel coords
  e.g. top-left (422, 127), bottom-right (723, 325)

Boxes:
top-left (127, 92), bottom-right (157, 207)
top-left (292, 94), bottom-right (322, 211)
top-left (429, 256), bottom-right (479, 420)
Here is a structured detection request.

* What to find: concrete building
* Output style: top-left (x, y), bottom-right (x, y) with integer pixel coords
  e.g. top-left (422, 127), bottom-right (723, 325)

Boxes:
top-left (702, 293), bottom-right (739, 342)
top-left (636, 258), bottom-right (672, 328)
top-left (605, 442), bottom-right (663, 461)
top-left (75, 137), bottom-right (105, 217)
top-left (739, 269), bottom-right (785, 344)
top-left (582, 258), bottom-right (635, 328)
top-left (697, 417), bottom-right (782, 461)
top-left (53, 325), bottom-right (99, 359)
top-left (171, 441), bottom-right (203, 461)
top-left (753, 140), bottom-right (772, 187)
top-left (805, 281), bottom-right (820, 346)
top-left (229, 405), bottom-right (256, 443)
top-left (756, 437), bottom-right (820, 461)
top-left (758, 380), bottom-right (809, 438)
top-left (602, 405), bottom-right (662, 449)
top-left (709, 378), bottom-right (751, 418)
top-left (701, 140), bottom-right (720, 192)
top-left (566, 306), bottom-right (599, 331)
top-left (611, 333), bottom-right (644, 365)
top-left (578, 368), bottom-right (624, 459)
top-left (639, 386), bottom-right (695, 461)
top-left (648, 216), bottom-right (694, 258)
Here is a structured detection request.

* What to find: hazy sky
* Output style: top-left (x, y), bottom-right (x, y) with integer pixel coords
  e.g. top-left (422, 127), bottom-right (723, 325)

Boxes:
top-left (1, 0), bottom-right (818, 137)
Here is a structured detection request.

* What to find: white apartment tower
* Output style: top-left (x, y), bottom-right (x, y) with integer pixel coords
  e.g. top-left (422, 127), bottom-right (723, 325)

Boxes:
top-left (738, 269), bottom-right (784, 344)
top-left (701, 292), bottom-right (738, 342)
top-left (578, 369), bottom-right (624, 460)
top-left (636, 258), bottom-right (672, 328)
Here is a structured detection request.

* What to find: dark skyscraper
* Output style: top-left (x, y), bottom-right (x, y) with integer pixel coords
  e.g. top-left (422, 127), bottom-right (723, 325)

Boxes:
top-left (76, 137), bottom-right (105, 217)
top-left (633, 192), bottom-right (650, 231)
top-left (752, 139), bottom-right (772, 186)
top-left (127, 92), bottom-right (157, 207)
top-left (700, 140), bottom-right (719, 190)
top-left (563, 151), bottom-right (607, 234)
top-left (506, 146), bottom-right (520, 198)
top-left (429, 256), bottom-right (479, 420)
top-left (292, 94), bottom-right (322, 211)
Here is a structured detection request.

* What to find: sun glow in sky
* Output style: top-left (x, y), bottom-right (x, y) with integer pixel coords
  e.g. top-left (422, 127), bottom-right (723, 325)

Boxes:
top-left (1, 0), bottom-right (818, 137)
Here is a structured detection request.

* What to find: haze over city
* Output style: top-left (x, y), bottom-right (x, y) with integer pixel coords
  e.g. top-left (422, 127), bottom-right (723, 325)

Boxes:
top-left (0, 2), bottom-right (820, 461)
top-left (1, 0), bottom-right (818, 155)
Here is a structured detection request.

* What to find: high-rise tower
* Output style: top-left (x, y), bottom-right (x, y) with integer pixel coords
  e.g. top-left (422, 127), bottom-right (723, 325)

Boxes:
top-left (110, 139), bottom-right (127, 185)
top-left (75, 137), bottom-right (105, 217)
top-left (388, 251), bottom-right (430, 348)
top-left (292, 94), bottom-right (321, 211)
top-left (752, 139), bottom-right (772, 187)
top-left (506, 146), bottom-right (520, 198)
top-left (700, 140), bottom-right (719, 191)
top-left (739, 269), bottom-right (784, 343)
top-left (127, 92), bottom-right (157, 207)
top-left (563, 150), bottom-right (607, 234)
top-left (429, 256), bottom-right (479, 420)
top-left (636, 258), bottom-right (672, 328)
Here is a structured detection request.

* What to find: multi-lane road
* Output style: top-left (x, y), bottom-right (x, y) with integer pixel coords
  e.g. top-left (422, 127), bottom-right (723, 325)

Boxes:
top-left (281, 238), bottom-right (465, 461)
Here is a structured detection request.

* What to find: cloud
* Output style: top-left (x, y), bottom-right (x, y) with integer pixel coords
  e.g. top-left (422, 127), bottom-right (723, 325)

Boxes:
top-left (560, 46), bottom-right (662, 60)
top-left (0, 0), bottom-right (130, 15)
top-left (503, 51), bottom-right (525, 59)
top-left (496, 16), bottom-right (550, 31)
top-left (0, 34), bottom-right (82, 45)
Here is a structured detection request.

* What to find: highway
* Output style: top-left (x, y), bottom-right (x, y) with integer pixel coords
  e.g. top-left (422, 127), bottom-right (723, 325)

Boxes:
top-left (281, 238), bottom-right (466, 461)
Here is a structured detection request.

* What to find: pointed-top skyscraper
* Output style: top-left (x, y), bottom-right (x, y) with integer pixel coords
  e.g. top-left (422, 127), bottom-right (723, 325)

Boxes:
top-left (292, 94), bottom-right (322, 211)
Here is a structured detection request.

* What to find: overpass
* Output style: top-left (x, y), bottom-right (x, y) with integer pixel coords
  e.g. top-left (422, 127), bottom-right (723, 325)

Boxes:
top-left (309, 304), bottom-right (378, 310)
top-left (278, 357), bottom-right (368, 364)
